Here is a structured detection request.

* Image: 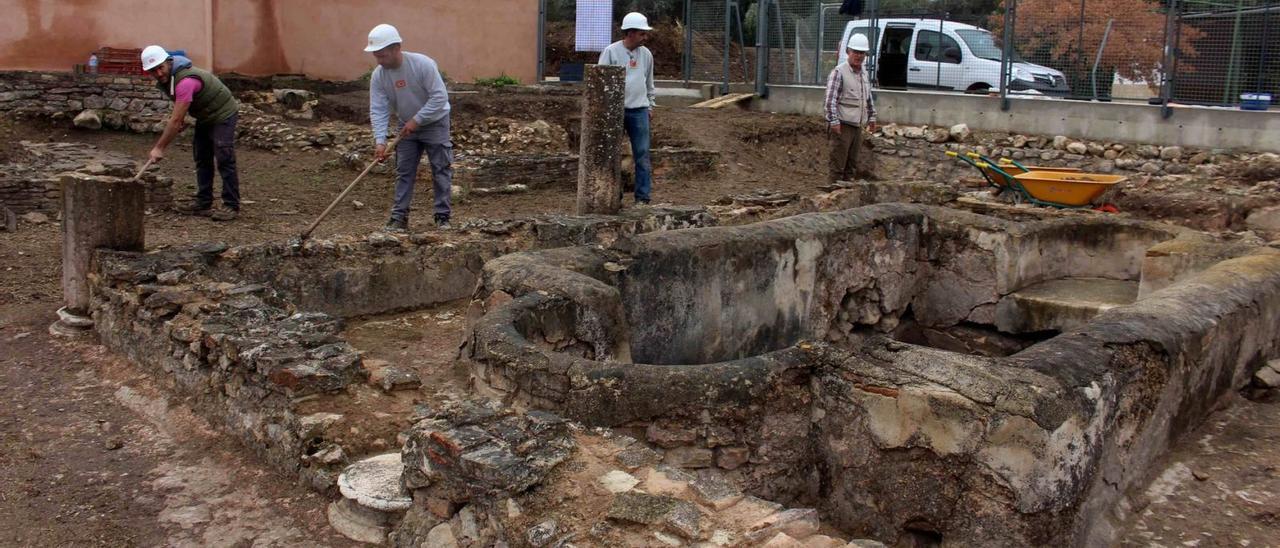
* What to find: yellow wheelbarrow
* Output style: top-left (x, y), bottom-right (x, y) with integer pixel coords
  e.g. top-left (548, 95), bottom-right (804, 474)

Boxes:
top-left (977, 161), bottom-right (1126, 208)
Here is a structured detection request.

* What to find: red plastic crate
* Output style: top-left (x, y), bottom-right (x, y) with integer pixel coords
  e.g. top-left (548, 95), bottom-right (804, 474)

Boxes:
top-left (92, 47), bottom-right (144, 75)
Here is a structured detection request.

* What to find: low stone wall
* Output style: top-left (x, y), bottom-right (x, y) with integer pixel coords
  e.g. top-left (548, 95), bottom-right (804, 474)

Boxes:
top-left (455, 147), bottom-right (720, 191)
top-left (0, 142), bottom-right (173, 214)
top-left (86, 207), bottom-right (717, 492)
top-left (0, 71), bottom-right (168, 132)
top-left (463, 203), bottom-right (1280, 545)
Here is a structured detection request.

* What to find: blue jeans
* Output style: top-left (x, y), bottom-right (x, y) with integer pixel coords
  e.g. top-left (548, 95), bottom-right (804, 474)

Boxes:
top-left (624, 107), bottom-right (652, 202)
top-left (393, 115), bottom-right (453, 221)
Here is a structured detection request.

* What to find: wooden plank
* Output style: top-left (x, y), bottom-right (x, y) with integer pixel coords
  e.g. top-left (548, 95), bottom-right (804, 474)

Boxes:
top-left (690, 92), bottom-right (755, 109)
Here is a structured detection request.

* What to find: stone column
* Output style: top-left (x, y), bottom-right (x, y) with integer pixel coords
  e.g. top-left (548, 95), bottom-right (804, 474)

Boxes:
top-left (53, 173), bottom-right (145, 336)
top-left (576, 64), bottom-right (625, 215)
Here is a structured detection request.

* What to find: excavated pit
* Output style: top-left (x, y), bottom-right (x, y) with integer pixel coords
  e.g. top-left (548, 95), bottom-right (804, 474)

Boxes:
top-left (465, 203), bottom-right (1280, 546)
top-left (80, 189), bottom-right (1280, 546)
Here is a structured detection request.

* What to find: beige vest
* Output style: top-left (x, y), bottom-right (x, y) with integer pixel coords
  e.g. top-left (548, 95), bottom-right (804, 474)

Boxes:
top-left (835, 62), bottom-right (872, 126)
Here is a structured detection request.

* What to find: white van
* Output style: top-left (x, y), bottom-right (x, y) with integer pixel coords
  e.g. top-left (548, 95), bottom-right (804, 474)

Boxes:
top-left (838, 18), bottom-right (1070, 96)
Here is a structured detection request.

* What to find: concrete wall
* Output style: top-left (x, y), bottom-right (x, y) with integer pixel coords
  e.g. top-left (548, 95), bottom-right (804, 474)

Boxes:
top-left (269, 0), bottom-right (538, 83)
top-left (752, 85), bottom-right (1280, 153)
top-left (0, 0), bottom-right (537, 83)
top-left (0, 0), bottom-right (213, 69)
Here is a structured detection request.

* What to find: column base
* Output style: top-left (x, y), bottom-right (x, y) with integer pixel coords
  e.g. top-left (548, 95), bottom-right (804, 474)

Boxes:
top-left (49, 307), bottom-right (94, 338)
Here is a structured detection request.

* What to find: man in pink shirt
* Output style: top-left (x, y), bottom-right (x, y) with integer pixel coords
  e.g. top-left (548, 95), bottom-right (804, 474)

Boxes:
top-left (141, 45), bottom-right (242, 221)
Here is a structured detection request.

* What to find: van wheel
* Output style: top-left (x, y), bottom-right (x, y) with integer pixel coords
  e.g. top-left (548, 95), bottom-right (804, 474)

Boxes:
top-left (966, 83), bottom-right (992, 94)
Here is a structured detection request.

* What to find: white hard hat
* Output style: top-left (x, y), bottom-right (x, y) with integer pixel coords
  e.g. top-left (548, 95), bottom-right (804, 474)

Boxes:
top-left (846, 34), bottom-right (871, 53)
top-left (621, 12), bottom-right (653, 31)
top-left (365, 24), bottom-right (403, 52)
top-left (140, 45), bottom-right (169, 71)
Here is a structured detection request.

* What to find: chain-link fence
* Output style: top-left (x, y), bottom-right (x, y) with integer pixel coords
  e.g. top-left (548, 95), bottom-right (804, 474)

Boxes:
top-left (1172, 0), bottom-right (1278, 106)
top-left (538, 0), bottom-right (1276, 108)
top-left (539, 1), bottom-right (688, 82)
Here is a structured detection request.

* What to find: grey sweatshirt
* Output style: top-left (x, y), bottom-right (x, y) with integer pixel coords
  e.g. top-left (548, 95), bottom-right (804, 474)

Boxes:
top-left (597, 41), bottom-right (656, 109)
top-left (369, 52), bottom-right (451, 144)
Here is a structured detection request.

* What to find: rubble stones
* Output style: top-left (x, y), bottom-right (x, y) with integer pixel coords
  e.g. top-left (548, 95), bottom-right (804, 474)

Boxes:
top-left (527, 519), bottom-right (558, 547)
top-left (606, 491), bottom-right (684, 525)
top-left (20, 211), bottom-right (48, 224)
top-left (1161, 145), bottom-right (1184, 160)
top-left (663, 446), bottom-right (714, 469)
top-left (746, 508), bottom-right (820, 543)
top-left (690, 470), bottom-right (744, 510)
top-left (598, 470), bottom-right (641, 493)
top-left (426, 522), bottom-right (460, 548)
top-left (714, 447), bottom-right (750, 470)
top-left (73, 109), bottom-right (102, 129)
top-left (402, 400), bottom-right (575, 501)
top-left (616, 444), bottom-right (663, 471)
top-left (948, 124), bottom-right (970, 143)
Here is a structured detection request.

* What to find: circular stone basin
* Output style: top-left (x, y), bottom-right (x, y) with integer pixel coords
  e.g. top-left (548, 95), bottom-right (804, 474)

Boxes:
top-left (337, 452), bottom-right (412, 511)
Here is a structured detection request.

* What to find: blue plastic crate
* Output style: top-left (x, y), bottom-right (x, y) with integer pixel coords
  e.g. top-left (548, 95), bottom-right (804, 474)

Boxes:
top-left (1241, 93), bottom-right (1272, 111)
top-left (559, 63), bottom-right (584, 83)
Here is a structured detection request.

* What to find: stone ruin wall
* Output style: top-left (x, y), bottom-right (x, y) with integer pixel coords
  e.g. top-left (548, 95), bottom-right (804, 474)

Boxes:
top-left (0, 71), bottom-right (169, 132)
top-left (85, 207), bottom-right (717, 492)
top-left (464, 204), bottom-right (1280, 545)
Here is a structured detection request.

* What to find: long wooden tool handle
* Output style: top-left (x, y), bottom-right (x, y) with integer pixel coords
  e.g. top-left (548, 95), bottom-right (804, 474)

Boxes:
top-left (299, 135), bottom-right (399, 241)
top-left (132, 159), bottom-right (154, 181)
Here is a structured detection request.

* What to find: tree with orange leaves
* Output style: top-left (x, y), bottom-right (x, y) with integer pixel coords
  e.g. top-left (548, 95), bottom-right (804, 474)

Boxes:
top-left (989, 0), bottom-right (1198, 82)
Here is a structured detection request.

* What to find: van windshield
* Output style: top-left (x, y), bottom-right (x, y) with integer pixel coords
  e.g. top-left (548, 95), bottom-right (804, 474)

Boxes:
top-left (956, 29), bottom-right (1019, 62)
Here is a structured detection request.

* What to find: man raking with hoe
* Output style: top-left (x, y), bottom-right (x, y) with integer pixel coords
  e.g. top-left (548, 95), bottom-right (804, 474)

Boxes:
top-left (141, 45), bottom-right (242, 221)
top-left (366, 23), bottom-right (454, 232)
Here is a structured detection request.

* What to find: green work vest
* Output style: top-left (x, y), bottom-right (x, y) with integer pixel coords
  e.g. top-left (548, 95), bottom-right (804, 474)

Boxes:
top-left (159, 65), bottom-right (238, 124)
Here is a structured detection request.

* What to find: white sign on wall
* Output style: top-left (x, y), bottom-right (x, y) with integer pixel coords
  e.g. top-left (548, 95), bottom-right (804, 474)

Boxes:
top-left (575, 0), bottom-right (613, 52)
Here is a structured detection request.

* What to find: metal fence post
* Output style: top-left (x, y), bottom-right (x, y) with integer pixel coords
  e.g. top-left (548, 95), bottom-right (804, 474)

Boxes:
top-left (723, 0), bottom-right (732, 94)
top-left (537, 0), bottom-right (547, 83)
top-left (683, 0), bottom-right (692, 83)
top-left (1091, 18), bottom-right (1114, 101)
top-left (1001, 0), bottom-right (1016, 111)
top-left (756, 0), bottom-right (770, 96)
top-left (1259, 3), bottom-right (1273, 94)
top-left (1160, 0), bottom-right (1178, 118)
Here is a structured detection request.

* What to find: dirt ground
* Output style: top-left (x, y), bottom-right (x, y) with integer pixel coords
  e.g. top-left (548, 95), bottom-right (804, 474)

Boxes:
top-left (0, 304), bottom-right (347, 547)
top-left (2, 86), bottom-right (1278, 545)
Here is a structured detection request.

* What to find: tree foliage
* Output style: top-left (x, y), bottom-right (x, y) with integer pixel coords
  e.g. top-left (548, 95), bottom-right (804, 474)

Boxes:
top-left (988, 0), bottom-right (1199, 81)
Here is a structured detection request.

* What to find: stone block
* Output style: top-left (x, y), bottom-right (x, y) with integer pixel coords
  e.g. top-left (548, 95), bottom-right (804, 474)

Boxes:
top-left (746, 508), bottom-right (820, 543)
top-left (663, 446), bottom-right (714, 469)
top-left (606, 491), bottom-right (681, 525)
top-left (598, 470), bottom-right (641, 493)
top-left (690, 470), bottom-right (744, 510)
top-left (763, 533), bottom-right (806, 548)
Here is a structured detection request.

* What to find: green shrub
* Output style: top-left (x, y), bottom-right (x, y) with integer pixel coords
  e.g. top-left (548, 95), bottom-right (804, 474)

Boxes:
top-left (474, 73), bottom-right (520, 88)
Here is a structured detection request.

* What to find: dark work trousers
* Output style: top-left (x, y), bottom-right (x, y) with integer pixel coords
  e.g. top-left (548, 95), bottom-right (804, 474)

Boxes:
top-left (192, 113), bottom-right (241, 210)
top-left (392, 115), bottom-right (453, 221)
top-left (828, 122), bottom-right (864, 184)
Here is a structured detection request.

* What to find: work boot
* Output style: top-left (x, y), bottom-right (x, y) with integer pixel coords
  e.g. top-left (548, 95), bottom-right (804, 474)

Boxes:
top-left (383, 217), bottom-right (408, 233)
top-left (210, 207), bottom-right (238, 222)
top-left (176, 201), bottom-right (213, 216)
top-left (434, 214), bottom-right (451, 229)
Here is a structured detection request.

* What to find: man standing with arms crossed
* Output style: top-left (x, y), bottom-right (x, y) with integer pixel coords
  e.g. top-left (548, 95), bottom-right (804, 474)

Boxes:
top-left (598, 12), bottom-right (657, 205)
top-left (824, 34), bottom-right (878, 184)
top-left (366, 23), bottom-right (454, 232)
top-left (141, 45), bottom-right (241, 221)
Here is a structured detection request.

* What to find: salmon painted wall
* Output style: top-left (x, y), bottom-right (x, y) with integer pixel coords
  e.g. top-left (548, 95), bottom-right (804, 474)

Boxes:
top-left (0, 0), bottom-right (212, 71)
top-left (266, 0), bottom-right (539, 83)
top-left (211, 0), bottom-right (289, 75)
top-left (1, 0), bottom-right (537, 83)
